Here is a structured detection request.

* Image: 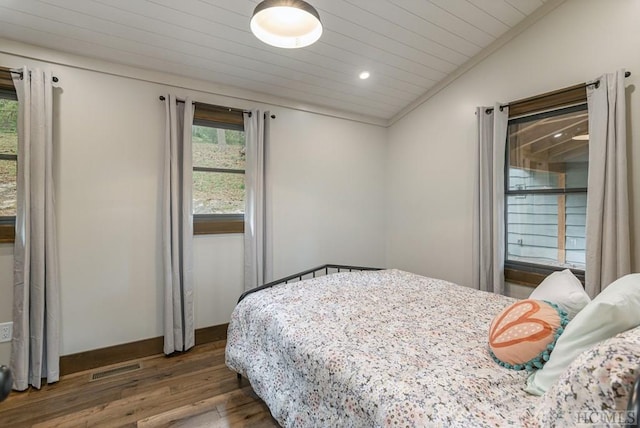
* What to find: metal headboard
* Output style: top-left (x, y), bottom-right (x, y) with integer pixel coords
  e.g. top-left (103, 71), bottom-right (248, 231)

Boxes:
top-left (237, 264), bottom-right (382, 303)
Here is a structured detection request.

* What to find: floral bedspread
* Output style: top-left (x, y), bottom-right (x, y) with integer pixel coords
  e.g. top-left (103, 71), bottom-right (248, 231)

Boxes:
top-left (226, 269), bottom-right (538, 427)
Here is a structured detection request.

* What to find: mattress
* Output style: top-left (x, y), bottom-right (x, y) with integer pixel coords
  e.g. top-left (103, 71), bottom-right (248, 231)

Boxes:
top-left (226, 269), bottom-right (539, 427)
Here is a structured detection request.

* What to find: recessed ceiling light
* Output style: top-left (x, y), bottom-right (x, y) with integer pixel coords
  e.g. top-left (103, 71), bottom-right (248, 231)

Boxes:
top-left (554, 133), bottom-right (563, 138)
top-left (250, 0), bottom-right (323, 49)
top-left (572, 134), bottom-right (589, 140)
top-left (359, 71), bottom-right (370, 80)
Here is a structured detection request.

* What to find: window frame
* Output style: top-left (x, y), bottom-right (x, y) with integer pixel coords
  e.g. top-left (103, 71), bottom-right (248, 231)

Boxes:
top-left (192, 103), bottom-right (246, 235)
top-left (0, 71), bottom-right (17, 243)
top-left (503, 85), bottom-right (589, 287)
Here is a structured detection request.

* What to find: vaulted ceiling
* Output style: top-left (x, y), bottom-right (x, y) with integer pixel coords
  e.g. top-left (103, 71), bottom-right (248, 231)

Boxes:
top-left (0, 0), bottom-right (555, 122)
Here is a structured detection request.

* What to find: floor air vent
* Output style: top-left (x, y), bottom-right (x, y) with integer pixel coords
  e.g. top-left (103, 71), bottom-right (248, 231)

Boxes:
top-left (90, 362), bottom-right (142, 381)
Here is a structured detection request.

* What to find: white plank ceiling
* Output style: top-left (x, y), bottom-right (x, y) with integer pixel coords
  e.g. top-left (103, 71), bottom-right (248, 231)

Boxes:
top-left (0, 0), bottom-right (550, 121)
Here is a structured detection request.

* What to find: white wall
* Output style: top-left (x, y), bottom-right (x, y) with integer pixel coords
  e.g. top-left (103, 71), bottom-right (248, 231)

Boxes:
top-left (268, 110), bottom-right (387, 278)
top-left (0, 43), bottom-right (387, 364)
top-left (386, 0), bottom-right (640, 287)
top-left (0, 244), bottom-right (12, 365)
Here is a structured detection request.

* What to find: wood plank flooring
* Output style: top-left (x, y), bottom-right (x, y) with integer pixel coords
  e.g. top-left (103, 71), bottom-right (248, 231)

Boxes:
top-left (0, 340), bottom-right (279, 427)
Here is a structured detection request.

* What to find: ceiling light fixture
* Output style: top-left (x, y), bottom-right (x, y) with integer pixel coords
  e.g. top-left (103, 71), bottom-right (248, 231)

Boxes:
top-left (359, 71), bottom-right (370, 80)
top-left (250, 0), bottom-right (323, 49)
top-left (572, 134), bottom-right (589, 141)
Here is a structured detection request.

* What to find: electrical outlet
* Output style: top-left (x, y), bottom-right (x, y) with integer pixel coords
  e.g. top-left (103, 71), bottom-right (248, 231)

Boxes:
top-left (0, 322), bottom-right (12, 343)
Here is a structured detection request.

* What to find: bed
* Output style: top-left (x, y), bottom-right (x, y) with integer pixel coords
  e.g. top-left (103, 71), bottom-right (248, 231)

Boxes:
top-left (226, 266), bottom-right (640, 427)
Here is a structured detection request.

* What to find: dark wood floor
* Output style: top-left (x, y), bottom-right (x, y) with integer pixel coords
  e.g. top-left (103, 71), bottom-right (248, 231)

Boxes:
top-left (0, 340), bottom-right (279, 427)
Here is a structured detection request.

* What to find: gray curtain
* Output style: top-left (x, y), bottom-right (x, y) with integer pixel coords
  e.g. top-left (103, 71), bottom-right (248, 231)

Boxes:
top-left (10, 67), bottom-right (60, 391)
top-left (162, 95), bottom-right (195, 354)
top-left (585, 70), bottom-right (631, 297)
top-left (472, 104), bottom-right (509, 294)
top-left (243, 110), bottom-right (271, 291)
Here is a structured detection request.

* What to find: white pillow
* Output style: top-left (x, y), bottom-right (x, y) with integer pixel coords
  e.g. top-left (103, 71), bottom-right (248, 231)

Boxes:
top-left (529, 269), bottom-right (590, 319)
top-left (525, 273), bottom-right (640, 395)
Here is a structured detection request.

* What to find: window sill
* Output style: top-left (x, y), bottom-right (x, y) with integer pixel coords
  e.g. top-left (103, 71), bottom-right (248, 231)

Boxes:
top-left (0, 218), bottom-right (244, 244)
top-left (194, 216), bottom-right (244, 235)
top-left (504, 268), bottom-right (547, 288)
top-left (0, 217), bottom-right (244, 241)
top-left (0, 221), bottom-right (15, 243)
top-left (505, 263), bottom-right (585, 288)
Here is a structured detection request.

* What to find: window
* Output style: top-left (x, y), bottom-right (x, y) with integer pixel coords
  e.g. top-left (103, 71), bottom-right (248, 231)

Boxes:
top-left (0, 69), bottom-right (17, 243)
top-left (505, 101), bottom-right (588, 284)
top-left (192, 103), bottom-right (246, 234)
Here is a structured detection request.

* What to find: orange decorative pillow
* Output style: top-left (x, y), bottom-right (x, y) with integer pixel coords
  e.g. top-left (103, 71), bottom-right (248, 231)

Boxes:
top-left (488, 299), bottom-right (568, 371)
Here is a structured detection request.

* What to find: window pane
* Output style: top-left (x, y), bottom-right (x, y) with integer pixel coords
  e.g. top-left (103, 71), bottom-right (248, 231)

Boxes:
top-left (565, 193), bottom-right (586, 268)
top-left (506, 193), bottom-right (586, 270)
top-left (508, 107), bottom-right (588, 191)
top-left (0, 159), bottom-right (17, 216)
top-left (192, 125), bottom-right (245, 170)
top-left (193, 171), bottom-right (244, 215)
top-left (0, 98), bottom-right (18, 155)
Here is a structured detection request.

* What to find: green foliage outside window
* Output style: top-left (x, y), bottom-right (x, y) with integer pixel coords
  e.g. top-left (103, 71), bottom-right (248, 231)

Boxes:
top-left (192, 125), bottom-right (246, 215)
top-left (0, 97), bottom-right (18, 216)
top-left (192, 127), bottom-right (244, 146)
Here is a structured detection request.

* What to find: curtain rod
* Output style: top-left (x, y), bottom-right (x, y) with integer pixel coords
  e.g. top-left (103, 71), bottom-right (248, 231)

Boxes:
top-left (485, 71), bottom-right (631, 114)
top-left (158, 95), bottom-right (276, 119)
top-left (9, 69), bottom-right (59, 83)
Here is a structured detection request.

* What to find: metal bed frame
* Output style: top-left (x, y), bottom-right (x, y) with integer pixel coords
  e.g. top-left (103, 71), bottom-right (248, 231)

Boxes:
top-left (238, 264), bottom-right (382, 303)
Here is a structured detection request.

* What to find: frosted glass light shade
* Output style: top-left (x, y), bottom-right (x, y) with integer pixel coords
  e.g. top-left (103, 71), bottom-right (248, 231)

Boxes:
top-left (250, 0), bottom-right (323, 49)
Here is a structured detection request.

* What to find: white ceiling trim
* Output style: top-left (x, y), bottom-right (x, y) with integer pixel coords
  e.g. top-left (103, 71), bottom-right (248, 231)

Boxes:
top-left (388, 0), bottom-right (567, 126)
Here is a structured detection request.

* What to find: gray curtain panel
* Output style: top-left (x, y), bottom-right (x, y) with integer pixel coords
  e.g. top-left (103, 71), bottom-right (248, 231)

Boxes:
top-left (10, 67), bottom-right (61, 391)
top-left (585, 70), bottom-right (631, 297)
top-left (472, 104), bottom-right (509, 294)
top-left (162, 95), bottom-right (195, 354)
top-left (243, 110), bottom-right (271, 291)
